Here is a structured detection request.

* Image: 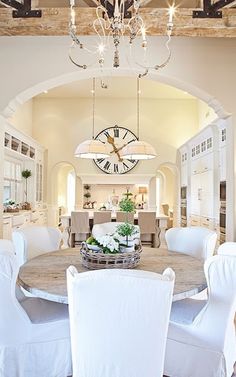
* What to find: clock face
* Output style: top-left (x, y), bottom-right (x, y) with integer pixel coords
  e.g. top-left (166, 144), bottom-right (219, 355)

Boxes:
top-left (94, 126), bottom-right (139, 174)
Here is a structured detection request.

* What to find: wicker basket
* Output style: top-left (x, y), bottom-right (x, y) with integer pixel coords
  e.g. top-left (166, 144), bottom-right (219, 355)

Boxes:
top-left (80, 242), bottom-right (142, 270)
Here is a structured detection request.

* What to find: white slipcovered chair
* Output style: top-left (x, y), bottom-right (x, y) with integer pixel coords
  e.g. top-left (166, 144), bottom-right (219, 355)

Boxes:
top-left (218, 242), bottom-right (236, 256)
top-left (67, 267), bottom-right (175, 377)
top-left (0, 247), bottom-right (72, 377)
top-left (165, 226), bottom-right (217, 260)
top-left (12, 226), bottom-right (62, 266)
top-left (164, 254), bottom-right (236, 377)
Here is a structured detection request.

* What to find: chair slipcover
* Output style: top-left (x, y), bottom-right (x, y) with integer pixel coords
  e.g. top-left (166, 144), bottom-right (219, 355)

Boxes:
top-left (116, 211), bottom-right (134, 223)
top-left (12, 226), bottom-right (62, 266)
top-left (165, 226), bottom-right (217, 260)
top-left (70, 211), bottom-right (90, 247)
top-left (67, 267), bottom-right (175, 377)
top-left (0, 248), bottom-right (71, 377)
top-left (93, 211), bottom-right (112, 224)
top-left (138, 211), bottom-right (157, 247)
top-left (164, 255), bottom-right (236, 377)
top-left (218, 242), bottom-right (236, 256)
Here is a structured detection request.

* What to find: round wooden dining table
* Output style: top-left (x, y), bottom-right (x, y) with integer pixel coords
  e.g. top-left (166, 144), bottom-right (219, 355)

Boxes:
top-left (18, 247), bottom-right (207, 304)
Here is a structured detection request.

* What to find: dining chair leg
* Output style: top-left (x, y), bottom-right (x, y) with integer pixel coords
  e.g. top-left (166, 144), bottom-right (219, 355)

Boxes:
top-left (71, 233), bottom-right (75, 248)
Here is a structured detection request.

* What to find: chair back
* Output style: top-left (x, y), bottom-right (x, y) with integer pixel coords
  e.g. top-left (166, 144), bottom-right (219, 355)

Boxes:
top-left (93, 211), bottom-right (111, 225)
top-left (217, 242), bottom-right (236, 256)
top-left (138, 211), bottom-right (156, 234)
top-left (71, 211), bottom-right (90, 233)
top-left (12, 226), bottom-right (62, 266)
top-left (67, 267), bottom-right (175, 377)
top-left (194, 256), bottom-right (236, 352)
top-left (165, 226), bottom-right (217, 260)
top-left (0, 248), bottom-right (30, 345)
top-left (116, 211), bottom-right (134, 223)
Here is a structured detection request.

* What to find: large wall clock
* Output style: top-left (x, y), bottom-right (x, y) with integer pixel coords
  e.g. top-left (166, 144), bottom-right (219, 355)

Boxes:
top-left (94, 125), bottom-right (139, 174)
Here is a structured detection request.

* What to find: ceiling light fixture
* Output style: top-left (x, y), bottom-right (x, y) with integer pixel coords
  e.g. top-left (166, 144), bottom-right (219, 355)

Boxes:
top-left (120, 76), bottom-right (157, 160)
top-left (69, 0), bottom-right (175, 77)
top-left (74, 78), bottom-right (110, 159)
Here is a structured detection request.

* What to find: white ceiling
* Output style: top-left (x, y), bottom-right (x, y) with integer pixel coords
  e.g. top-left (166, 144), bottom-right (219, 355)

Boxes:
top-left (37, 77), bottom-right (195, 100)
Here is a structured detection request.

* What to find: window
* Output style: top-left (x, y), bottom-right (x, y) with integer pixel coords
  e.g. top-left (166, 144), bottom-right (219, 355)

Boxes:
top-left (201, 141), bottom-right (206, 152)
top-left (196, 144), bottom-right (200, 155)
top-left (3, 159), bottom-right (23, 203)
top-left (222, 129), bottom-right (226, 142)
top-left (67, 170), bottom-right (75, 213)
top-left (207, 137), bottom-right (213, 149)
top-left (156, 177), bottom-right (160, 213)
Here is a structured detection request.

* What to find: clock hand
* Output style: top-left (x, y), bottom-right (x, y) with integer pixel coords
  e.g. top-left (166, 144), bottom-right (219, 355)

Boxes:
top-left (107, 135), bottom-right (123, 162)
top-left (110, 141), bottom-right (129, 154)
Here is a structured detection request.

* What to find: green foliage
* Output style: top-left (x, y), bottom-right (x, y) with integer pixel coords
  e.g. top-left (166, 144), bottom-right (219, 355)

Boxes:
top-left (84, 192), bottom-right (91, 198)
top-left (119, 197), bottom-right (135, 213)
top-left (84, 184), bottom-right (91, 190)
top-left (21, 169), bottom-right (32, 179)
top-left (117, 222), bottom-right (136, 237)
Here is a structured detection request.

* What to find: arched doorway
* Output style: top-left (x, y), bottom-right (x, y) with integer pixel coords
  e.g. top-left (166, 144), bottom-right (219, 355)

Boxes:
top-left (157, 162), bottom-right (180, 227)
top-left (50, 162), bottom-right (76, 226)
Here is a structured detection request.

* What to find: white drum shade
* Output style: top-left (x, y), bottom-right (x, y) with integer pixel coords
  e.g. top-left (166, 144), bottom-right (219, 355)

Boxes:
top-left (74, 139), bottom-right (110, 159)
top-left (120, 140), bottom-right (157, 160)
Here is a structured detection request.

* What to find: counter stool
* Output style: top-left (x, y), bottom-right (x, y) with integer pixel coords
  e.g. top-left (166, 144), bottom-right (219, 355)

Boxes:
top-left (70, 211), bottom-right (90, 247)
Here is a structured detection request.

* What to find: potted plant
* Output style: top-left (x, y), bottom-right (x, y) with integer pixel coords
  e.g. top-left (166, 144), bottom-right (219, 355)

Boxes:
top-left (116, 222), bottom-right (137, 252)
top-left (21, 169), bottom-right (32, 209)
top-left (119, 189), bottom-right (136, 220)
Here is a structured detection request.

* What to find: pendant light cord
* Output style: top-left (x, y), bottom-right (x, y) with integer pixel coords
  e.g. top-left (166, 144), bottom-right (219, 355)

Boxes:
top-left (137, 76), bottom-right (140, 140)
top-left (92, 77), bottom-right (95, 139)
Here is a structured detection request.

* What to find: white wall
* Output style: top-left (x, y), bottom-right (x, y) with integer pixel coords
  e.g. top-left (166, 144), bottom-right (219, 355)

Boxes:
top-left (198, 99), bottom-right (217, 130)
top-left (9, 99), bottom-right (33, 136)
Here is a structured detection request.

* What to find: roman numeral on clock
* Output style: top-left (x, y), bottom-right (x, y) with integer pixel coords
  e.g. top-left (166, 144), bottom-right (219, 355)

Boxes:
top-left (97, 158), bottom-right (105, 164)
top-left (114, 128), bottom-right (119, 138)
top-left (123, 162), bottom-right (129, 170)
top-left (104, 131), bottom-right (110, 138)
top-left (128, 139), bottom-right (136, 144)
top-left (114, 164), bottom-right (119, 173)
top-left (104, 161), bottom-right (111, 171)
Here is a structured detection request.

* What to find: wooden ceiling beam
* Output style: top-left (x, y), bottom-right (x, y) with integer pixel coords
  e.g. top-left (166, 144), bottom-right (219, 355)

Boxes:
top-left (0, 7), bottom-right (236, 37)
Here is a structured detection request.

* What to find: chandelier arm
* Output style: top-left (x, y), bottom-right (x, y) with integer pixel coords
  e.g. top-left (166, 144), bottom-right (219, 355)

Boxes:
top-left (154, 36), bottom-right (171, 70)
top-left (68, 46), bottom-right (87, 69)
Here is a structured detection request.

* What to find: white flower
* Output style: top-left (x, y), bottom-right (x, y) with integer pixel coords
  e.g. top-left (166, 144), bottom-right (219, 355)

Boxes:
top-left (96, 234), bottom-right (119, 253)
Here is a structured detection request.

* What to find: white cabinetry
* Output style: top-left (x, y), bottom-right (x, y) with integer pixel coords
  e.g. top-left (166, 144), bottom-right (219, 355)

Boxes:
top-left (4, 122), bottom-right (45, 208)
top-left (190, 170), bottom-right (214, 218)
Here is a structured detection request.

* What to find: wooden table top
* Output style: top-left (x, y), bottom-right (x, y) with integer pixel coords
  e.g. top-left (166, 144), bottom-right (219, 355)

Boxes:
top-left (18, 247), bottom-right (207, 304)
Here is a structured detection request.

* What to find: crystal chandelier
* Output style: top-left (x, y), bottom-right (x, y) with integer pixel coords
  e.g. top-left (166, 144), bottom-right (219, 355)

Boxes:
top-left (69, 0), bottom-right (175, 76)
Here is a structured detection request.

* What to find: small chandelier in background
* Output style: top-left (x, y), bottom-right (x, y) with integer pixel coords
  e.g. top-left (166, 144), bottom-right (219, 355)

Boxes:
top-left (69, 0), bottom-right (175, 77)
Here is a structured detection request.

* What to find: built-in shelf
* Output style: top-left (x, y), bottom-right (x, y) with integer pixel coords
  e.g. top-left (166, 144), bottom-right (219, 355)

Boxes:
top-left (4, 132), bottom-right (35, 159)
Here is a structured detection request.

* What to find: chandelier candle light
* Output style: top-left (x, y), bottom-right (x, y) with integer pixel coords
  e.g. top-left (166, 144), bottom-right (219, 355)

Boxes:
top-left (69, 0), bottom-right (175, 76)
top-left (74, 78), bottom-right (110, 159)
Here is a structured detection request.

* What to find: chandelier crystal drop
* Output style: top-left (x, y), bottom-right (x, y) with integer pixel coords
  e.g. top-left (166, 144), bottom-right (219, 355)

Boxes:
top-left (69, 0), bottom-right (175, 77)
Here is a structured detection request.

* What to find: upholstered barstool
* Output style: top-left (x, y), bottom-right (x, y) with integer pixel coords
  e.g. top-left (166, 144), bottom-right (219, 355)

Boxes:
top-left (70, 211), bottom-right (90, 247)
top-left (116, 211), bottom-right (134, 223)
top-left (93, 211), bottom-right (111, 225)
top-left (138, 212), bottom-right (157, 248)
